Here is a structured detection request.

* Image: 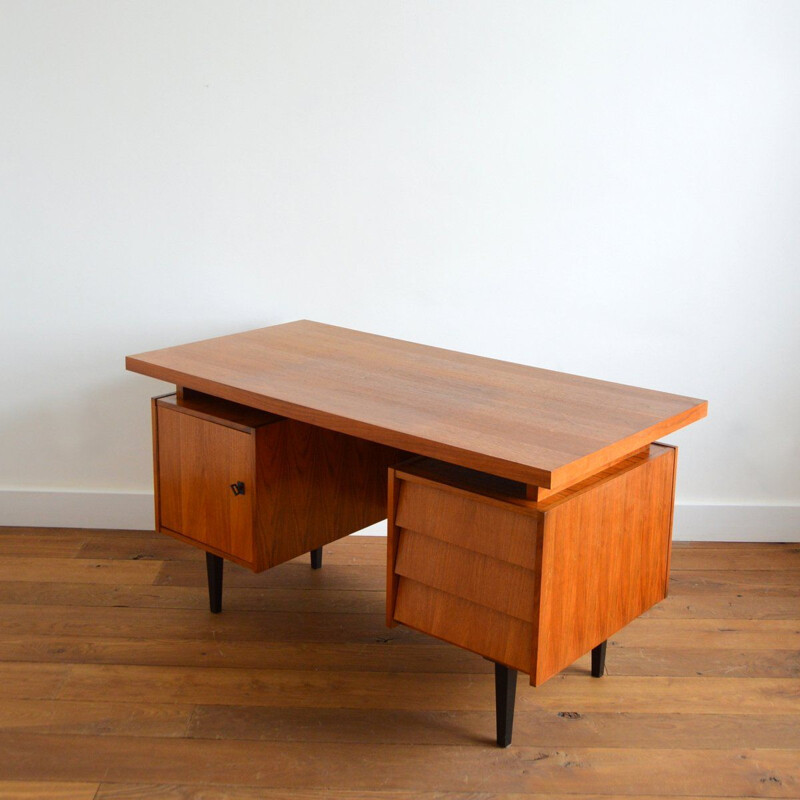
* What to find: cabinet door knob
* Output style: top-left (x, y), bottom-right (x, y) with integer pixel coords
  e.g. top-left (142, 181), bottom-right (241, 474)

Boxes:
top-left (230, 481), bottom-right (245, 496)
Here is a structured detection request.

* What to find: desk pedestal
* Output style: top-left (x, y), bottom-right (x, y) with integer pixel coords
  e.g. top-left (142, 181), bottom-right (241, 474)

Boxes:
top-left (387, 446), bottom-right (677, 686)
top-left (151, 391), bottom-right (402, 573)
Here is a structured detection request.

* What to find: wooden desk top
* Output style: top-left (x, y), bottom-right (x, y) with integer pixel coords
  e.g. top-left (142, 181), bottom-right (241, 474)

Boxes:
top-left (126, 320), bottom-right (706, 490)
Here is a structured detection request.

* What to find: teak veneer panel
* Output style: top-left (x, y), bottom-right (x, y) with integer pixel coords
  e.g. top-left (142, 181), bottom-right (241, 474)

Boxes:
top-left (166, 389), bottom-right (283, 431)
top-left (394, 579), bottom-right (533, 672)
top-left (534, 444), bottom-right (677, 684)
top-left (394, 530), bottom-right (536, 621)
top-left (157, 404), bottom-right (255, 563)
top-left (127, 320), bottom-right (707, 490)
top-left (388, 445), bottom-right (678, 686)
top-left (394, 478), bottom-right (538, 569)
top-left (152, 395), bottom-right (402, 572)
top-left (253, 420), bottom-right (402, 569)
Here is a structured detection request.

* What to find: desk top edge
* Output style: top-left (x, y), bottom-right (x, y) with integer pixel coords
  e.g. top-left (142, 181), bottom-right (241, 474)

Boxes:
top-left (126, 320), bottom-right (707, 489)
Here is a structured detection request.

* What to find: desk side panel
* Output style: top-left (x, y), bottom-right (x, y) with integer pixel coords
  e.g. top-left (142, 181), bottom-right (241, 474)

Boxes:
top-left (151, 396), bottom-right (163, 532)
top-left (154, 403), bottom-right (183, 535)
top-left (533, 444), bottom-right (676, 686)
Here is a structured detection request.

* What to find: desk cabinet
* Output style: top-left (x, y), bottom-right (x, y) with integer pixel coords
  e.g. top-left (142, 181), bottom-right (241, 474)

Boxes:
top-left (152, 392), bottom-right (401, 571)
top-left (388, 444), bottom-right (677, 685)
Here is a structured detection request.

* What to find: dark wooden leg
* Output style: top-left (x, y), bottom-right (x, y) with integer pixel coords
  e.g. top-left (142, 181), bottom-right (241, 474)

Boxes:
top-left (591, 640), bottom-right (607, 677)
top-left (310, 546), bottom-right (323, 569)
top-left (494, 662), bottom-right (517, 747)
top-left (206, 552), bottom-right (223, 614)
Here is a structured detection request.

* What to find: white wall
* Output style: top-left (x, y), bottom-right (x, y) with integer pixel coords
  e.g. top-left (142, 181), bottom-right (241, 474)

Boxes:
top-left (2, 1), bottom-right (799, 539)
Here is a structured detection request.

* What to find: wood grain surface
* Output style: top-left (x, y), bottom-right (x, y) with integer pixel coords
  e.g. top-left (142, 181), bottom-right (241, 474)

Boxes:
top-left (153, 394), bottom-right (402, 571)
top-left (253, 419), bottom-right (401, 570)
top-left (534, 444), bottom-right (677, 683)
top-left (0, 528), bottom-right (797, 800)
top-left (126, 320), bottom-right (707, 490)
top-left (156, 402), bottom-right (255, 563)
top-left (388, 446), bottom-right (677, 685)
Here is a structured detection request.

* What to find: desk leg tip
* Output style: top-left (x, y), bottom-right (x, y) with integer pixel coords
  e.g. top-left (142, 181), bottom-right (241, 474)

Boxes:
top-left (494, 662), bottom-right (517, 748)
top-left (591, 640), bottom-right (607, 677)
top-left (206, 552), bottom-right (224, 614)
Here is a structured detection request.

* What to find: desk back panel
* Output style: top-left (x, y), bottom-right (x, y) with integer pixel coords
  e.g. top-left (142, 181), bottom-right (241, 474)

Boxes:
top-left (254, 419), bottom-right (403, 569)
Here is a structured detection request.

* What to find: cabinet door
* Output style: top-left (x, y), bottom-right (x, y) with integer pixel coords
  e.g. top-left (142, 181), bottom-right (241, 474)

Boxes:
top-left (157, 405), bottom-right (255, 563)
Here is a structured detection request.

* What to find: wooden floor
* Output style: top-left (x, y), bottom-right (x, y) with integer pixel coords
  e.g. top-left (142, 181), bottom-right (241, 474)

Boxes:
top-left (0, 530), bottom-right (797, 800)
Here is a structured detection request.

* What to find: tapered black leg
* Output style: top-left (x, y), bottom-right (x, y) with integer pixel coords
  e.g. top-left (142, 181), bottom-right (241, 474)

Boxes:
top-left (310, 546), bottom-right (323, 569)
top-left (206, 552), bottom-right (223, 614)
top-left (591, 640), bottom-right (607, 677)
top-left (494, 662), bottom-right (517, 747)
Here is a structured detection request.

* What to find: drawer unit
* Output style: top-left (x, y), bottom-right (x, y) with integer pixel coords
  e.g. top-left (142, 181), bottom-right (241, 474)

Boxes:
top-left (388, 444), bottom-right (677, 685)
top-left (153, 392), bottom-right (402, 571)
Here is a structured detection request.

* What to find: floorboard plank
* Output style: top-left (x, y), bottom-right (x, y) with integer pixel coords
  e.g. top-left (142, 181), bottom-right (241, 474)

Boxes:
top-left (667, 571), bottom-right (800, 596)
top-left (55, 664), bottom-right (800, 714)
top-left (0, 698), bottom-right (191, 737)
top-left (185, 705), bottom-right (800, 748)
top-left (2, 734), bottom-right (797, 796)
top-left (603, 646), bottom-right (800, 678)
top-left (0, 534), bottom-right (86, 559)
top-left (77, 534), bottom-right (388, 566)
top-left (644, 594), bottom-right (800, 620)
top-left (0, 582), bottom-right (386, 614)
top-left (0, 635), bottom-right (496, 672)
top-left (0, 663), bottom-right (70, 700)
top-left (0, 558), bottom-right (161, 586)
top-left (611, 618), bottom-right (800, 650)
top-left (2, 604), bottom-right (796, 650)
top-left (0, 634), bottom-right (797, 678)
top-left (0, 781), bottom-right (99, 800)
top-left (670, 545), bottom-right (800, 571)
top-left (0, 604), bottom-right (430, 644)
top-left (2, 581), bottom-right (797, 621)
top-left (154, 560), bottom-right (386, 590)
top-left (92, 789), bottom-right (779, 800)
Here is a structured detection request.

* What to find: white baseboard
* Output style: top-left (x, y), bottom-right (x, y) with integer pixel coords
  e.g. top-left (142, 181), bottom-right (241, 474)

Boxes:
top-left (0, 490), bottom-right (156, 531)
top-left (0, 490), bottom-right (798, 542)
top-left (672, 504), bottom-right (800, 542)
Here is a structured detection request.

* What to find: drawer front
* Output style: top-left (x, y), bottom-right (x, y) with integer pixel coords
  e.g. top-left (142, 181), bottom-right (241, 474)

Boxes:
top-left (395, 529), bottom-right (535, 621)
top-left (389, 473), bottom-right (540, 674)
top-left (157, 405), bottom-right (255, 563)
top-left (395, 479), bottom-right (538, 569)
top-left (394, 578), bottom-right (532, 672)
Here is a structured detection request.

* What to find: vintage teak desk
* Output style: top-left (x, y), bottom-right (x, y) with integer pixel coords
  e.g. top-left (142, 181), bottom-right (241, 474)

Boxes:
top-left (126, 320), bottom-right (707, 746)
